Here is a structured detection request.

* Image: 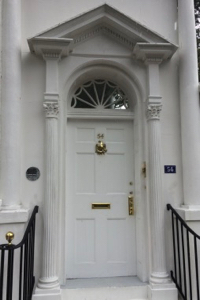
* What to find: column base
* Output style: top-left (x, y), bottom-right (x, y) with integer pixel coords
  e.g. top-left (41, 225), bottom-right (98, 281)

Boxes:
top-left (38, 277), bottom-right (60, 289)
top-left (150, 272), bottom-right (171, 284)
top-left (33, 287), bottom-right (61, 300)
top-left (148, 283), bottom-right (177, 300)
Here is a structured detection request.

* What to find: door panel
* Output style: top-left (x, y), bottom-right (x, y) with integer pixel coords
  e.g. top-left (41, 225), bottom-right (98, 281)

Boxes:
top-left (66, 120), bottom-right (136, 278)
top-left (75, 219), bottom-right (95, 263)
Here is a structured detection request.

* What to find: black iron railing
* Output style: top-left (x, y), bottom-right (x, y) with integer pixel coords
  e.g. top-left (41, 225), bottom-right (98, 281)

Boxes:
top-left (167, 203), bottom-right (200, 300)
top-left (0, 206), bottom-right (39, 300)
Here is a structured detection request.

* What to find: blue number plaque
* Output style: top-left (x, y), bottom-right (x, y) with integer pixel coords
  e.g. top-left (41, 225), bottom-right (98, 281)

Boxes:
top-left (164, 165), bottom-right (176, 174)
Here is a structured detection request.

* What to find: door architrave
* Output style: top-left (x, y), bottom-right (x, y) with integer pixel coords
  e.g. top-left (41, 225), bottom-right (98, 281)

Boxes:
top-left (58, 62), bottom-right (149, 284)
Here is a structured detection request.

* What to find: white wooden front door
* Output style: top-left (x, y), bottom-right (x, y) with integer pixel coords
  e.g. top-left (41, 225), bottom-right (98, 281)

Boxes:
top-left (66, 119), bottom-right (136, 278)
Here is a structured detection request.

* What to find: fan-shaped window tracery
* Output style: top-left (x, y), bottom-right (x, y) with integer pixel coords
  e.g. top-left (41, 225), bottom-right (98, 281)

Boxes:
top-left (71, 80), bottom-right (129, 110)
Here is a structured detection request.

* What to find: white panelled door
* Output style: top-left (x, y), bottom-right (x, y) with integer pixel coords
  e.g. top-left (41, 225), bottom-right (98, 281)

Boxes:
top-left (66, 119), bottom-right (136, 278)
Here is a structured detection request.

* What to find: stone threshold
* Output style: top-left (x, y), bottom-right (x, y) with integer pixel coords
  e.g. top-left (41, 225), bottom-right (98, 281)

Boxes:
top-left (62, 276), bottom-right (147, 289)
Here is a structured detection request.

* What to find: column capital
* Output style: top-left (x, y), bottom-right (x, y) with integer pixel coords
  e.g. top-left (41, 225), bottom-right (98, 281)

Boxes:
top-left (43, 101), bottom-right (59, 118)
top-left (146, 104), bottom-right (162, 121)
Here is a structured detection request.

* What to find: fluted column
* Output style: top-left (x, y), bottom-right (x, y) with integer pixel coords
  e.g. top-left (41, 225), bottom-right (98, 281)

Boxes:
top-left (27, 38), bottom-right (73, 298)
top-left (133, 45), bottom-right (177, 288)
top-left (1, 0), bottom-right (21, 208)
top-left (34, 53), bottom-right (60, 292)
top-left (147, 104), bottom-right (169, 284)
top-left (38, 102), bottom-right (59, 289)
top-left (178, 0), bottom-right (200, 206)
top-left (36, 53), bottom-right (60, 290)
top-left (146, 61), bottom-right (169, 283)
top-left (134, 39), bottom-right (178, 300)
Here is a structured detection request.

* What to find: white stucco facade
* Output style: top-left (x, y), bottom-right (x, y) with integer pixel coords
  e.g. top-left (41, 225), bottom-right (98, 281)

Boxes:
top-left (0, 1), bottom-right (199, 299)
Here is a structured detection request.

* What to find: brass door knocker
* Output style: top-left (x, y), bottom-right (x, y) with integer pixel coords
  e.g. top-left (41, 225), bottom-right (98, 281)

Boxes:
top-left (95, 140), bottom-right (107, 155)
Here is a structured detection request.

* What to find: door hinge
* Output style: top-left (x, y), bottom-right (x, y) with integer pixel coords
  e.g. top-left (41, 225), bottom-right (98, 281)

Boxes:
top-left (142, 162), bottom-right (146, 178)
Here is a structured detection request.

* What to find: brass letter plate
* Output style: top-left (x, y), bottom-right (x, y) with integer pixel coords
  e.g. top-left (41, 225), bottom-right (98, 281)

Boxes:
top-left (92, 203), bottom-right (111, 209)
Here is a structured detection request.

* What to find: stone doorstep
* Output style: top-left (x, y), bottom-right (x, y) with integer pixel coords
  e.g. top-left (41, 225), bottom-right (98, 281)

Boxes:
top-left (61, 276), bottom-right (148, 300)
top-left (61, 286), bottom-right (148, 300)
top-left (32, 277), bottom-right (178, 300)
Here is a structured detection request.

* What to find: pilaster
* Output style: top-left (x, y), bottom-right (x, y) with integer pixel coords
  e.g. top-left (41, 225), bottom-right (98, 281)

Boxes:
top-left (146, 103), bottom-right (169, 283)
top-left (134, 43), bottom-right (177, 299)
top-left (38, 101), bottom-right (59, 290)
top-left (146, 63), bottom-right (177, 300)
top-left (145, 61), bottom-right (169, 285)
top-left (37, 53), bottom-right (60, 294)
top-left (29, 40), bottom-right (71, 299)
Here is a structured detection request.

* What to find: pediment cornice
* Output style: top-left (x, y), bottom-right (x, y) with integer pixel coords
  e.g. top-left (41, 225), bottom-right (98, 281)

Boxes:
top-left (28, 4), bottom-right (177, 59)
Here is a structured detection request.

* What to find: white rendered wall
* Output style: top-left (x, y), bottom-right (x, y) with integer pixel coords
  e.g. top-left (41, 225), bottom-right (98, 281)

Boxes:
top-left (160, 56), bottom-right (183, 272)
top-left (160, 57), bottom-right (183, 208)
top-left (20, 55), bottom-right (45, 284)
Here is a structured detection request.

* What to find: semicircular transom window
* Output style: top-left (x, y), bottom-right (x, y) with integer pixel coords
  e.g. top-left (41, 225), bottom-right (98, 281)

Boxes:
top-left (71, 80), bottom-right (129, 110)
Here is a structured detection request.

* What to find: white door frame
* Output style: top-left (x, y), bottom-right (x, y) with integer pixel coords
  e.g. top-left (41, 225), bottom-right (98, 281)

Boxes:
top-left (57, 63), bottom-right (149, 284)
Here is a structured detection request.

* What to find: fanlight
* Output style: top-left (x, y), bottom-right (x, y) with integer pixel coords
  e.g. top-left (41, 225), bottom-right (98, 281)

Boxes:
top-left (71, 80), bottom-right (129, 110)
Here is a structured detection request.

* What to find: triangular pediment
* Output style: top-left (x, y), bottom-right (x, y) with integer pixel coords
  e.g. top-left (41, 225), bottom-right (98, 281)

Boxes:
top-left (28, 4), bottom-right (177, 58)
